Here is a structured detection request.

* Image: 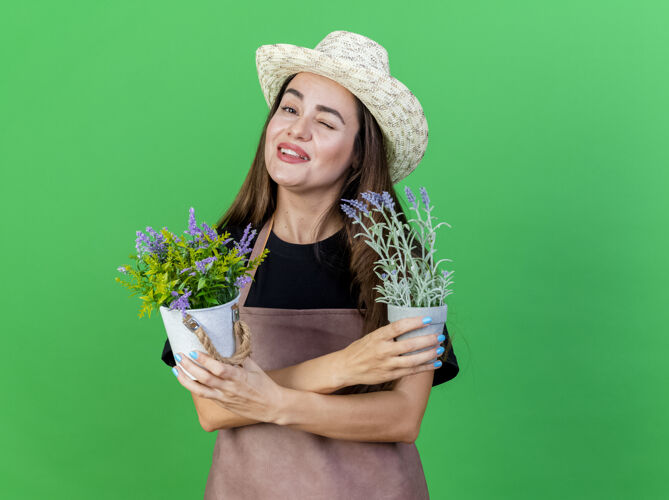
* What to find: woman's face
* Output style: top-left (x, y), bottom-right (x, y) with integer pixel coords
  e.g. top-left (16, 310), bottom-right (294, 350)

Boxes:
top-left (264, 72), bottom-right (360, 195)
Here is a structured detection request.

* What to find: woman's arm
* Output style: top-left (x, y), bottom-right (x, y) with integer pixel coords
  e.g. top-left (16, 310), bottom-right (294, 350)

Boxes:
top-left (194, 328), bottom-right (440, 434)
top-left (206, 369), bottom-right (434, 444)
top-left (268, 349), bottom-right (347, 393)
top-left (274, 370), bottom-right (434, 443)
top-left (185, 314), bottom-right (441, 433)
top-left (193, 349), bottom-right (348, 432)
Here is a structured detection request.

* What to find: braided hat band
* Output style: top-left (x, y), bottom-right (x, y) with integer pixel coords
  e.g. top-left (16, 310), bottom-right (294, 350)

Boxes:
top-left (255, 30), bottom-right (429, 184)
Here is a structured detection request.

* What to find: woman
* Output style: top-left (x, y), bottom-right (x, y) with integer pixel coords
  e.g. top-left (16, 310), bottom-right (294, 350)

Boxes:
top-left (162, 30), bottom-right (459, 499)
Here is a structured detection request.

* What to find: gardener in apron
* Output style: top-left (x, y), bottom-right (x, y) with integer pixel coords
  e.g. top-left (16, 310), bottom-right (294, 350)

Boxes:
top-left (164, 30), bottom-right (460, 499)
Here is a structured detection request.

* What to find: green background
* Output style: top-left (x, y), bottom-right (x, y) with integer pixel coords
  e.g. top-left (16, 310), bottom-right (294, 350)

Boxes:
top-left (2, 1), bottom-right (667, 498)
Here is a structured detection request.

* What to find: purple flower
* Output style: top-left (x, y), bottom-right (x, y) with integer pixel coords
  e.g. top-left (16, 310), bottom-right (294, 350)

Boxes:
top-left (178, 267), bottom-right (193, 275)
top-left (169, 288), bottom-right (192, 318)
top-left (200, 222), bottom-right (218, 241)
top-left (194, 256), bottom-right (217, 274)
top-left (234, 223), bottom-right (257, 256)
top-left (135, 226), bottom-right (168, 259)
top-left (184, 207), bottom-right (202, 238)
top-left (361, 191), bottom-right (383, 210)
top-left (442, 269), bottom-right (453, 279)
top-left (135, 230), bottom-right (150, 255)
top-left (381, 191), bottom-right (395, 213)
top-left (404, 186), bottom-right (417, 209)
top-left (360, 190), bottom-right (396, 212)
top-left (117, 266), bottom-right (128, 274)
top-left (184, 207), bottom-right (216, 250)
top-left (419, 187), bottom-right (430, 208)
top-left (234, 275), bottom-right (252, 289)
top-left (340, 203), bottom-right (361, 221)
top-left (380, 272), bottom-right (388, 280)
top-left (342, 198), bottom-right (370, 215)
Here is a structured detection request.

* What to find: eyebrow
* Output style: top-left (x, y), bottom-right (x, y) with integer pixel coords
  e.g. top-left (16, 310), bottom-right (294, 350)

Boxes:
top-left (283, 88), bottom-right (346, 126)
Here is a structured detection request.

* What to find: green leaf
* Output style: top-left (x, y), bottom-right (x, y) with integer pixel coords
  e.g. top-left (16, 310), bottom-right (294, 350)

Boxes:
top-left (198, 277), bottom-right (206, 291)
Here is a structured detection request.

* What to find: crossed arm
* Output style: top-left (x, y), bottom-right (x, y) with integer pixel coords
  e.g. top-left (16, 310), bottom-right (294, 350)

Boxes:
top-left (192, 351), bottom-right (434, 444)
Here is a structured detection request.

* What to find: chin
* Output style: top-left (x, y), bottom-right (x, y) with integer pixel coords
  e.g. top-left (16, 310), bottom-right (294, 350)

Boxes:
top-left (267, 167), bottom-right (299, 187)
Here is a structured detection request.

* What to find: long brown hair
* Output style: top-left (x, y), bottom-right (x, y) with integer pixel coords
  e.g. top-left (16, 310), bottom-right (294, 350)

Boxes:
top-left (214, 73), bottom-right (453, 393)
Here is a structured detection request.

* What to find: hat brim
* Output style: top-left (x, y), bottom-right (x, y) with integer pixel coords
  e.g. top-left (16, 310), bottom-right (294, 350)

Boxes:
top-left (256, 43), bottom-right (428, 184)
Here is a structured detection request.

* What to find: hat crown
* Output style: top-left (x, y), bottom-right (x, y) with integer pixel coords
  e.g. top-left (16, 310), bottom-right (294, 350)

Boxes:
top-left (314, 31), bottom-right (390, 75)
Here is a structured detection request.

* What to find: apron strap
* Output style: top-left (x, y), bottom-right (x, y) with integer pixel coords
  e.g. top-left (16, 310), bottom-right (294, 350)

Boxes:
top-left (238, 212), bottom-right (274, 307)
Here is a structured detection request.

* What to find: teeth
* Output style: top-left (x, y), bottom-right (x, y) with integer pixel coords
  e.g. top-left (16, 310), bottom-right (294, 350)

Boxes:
top-left (280, 147), bottom-right (308, 160)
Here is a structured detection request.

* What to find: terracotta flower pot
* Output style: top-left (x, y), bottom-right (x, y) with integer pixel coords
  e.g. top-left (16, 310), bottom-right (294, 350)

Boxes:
top-left (159, 292), bottom-right (241, 380)
top-left (387, 303), bottom-right (448, 364)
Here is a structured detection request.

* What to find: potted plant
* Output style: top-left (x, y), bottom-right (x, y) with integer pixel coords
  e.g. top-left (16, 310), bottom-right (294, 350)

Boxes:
top-left (340, 187), bottom-right (454, 363)
top-left (115, 207), bottom-right (268, 379)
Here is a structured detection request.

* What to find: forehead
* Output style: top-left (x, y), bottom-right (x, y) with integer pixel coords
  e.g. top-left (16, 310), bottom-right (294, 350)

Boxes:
top-left (284, 72), bottom-right (357, 110)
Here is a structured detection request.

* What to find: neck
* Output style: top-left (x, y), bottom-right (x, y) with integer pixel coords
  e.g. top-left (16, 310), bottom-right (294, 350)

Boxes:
top-left (272, 186), bottom-right (344, 244)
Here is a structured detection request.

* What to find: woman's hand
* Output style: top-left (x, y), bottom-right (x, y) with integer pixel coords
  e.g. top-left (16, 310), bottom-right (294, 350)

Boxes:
top-left (172, 351), bottom-right (287, 424)
top-left (336, 316), bottom-right (444, 387)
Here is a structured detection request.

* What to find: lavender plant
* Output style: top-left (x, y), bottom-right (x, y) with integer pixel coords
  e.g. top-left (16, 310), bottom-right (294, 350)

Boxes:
top-left (340, 187), bottom-right (454, 308)
top-left (115, 207), bottom-right (268, 319)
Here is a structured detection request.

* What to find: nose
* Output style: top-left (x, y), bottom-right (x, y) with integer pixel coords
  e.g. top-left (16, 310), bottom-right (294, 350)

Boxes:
top-left (287, 114), bottom-right (311, 140)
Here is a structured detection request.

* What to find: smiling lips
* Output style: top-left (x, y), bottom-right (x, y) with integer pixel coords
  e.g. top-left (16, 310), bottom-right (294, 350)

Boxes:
top-left (277, 142), bottom-right (310, 163)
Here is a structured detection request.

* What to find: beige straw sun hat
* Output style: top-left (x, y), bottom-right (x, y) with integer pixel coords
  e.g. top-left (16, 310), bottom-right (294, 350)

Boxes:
top-left (255, 30), bottom-right (429, 184)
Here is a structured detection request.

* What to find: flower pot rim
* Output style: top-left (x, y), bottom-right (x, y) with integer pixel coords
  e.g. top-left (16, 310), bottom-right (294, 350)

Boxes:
top-left (159, 290), bottom-right (241, 313)
top-left (387, 302), bottom-right (447, 308)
